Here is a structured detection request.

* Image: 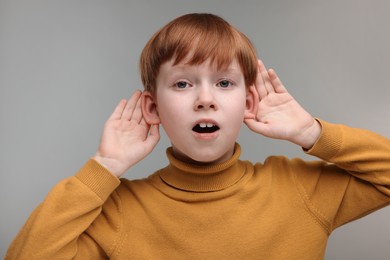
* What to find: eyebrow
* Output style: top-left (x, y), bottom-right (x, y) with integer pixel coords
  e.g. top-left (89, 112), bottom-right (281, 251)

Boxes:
top-left (172, 63), bottom-right (241, 74)
top-left (168, 67), bottom-right (243, 81)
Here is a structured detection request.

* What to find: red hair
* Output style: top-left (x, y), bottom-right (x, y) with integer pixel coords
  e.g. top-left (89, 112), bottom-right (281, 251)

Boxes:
top-left (139, 13), bottom-right (258, 95)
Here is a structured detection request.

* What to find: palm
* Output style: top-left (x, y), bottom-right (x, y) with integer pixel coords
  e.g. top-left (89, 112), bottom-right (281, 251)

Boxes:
top-left (95, 91), bottom-right (160, 177)
top-left (245, 60), bottom-right (320, 148)
top-left (100, 119), bottom-right (152, 165)
top-left (254, 92), bottom-right (314, 140)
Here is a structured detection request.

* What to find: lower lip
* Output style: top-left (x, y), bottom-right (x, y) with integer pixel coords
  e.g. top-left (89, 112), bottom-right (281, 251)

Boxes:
top-left (192, 130), bottom-right (219, 140)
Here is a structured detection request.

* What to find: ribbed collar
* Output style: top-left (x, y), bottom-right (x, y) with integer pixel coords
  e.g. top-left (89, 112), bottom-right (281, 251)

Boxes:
top-left (159, 143), bottom-right (246, 192)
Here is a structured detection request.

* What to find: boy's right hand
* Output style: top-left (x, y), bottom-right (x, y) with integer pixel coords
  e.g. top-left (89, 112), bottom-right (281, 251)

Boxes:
top-left (93, 90), bottom-right (160, 178)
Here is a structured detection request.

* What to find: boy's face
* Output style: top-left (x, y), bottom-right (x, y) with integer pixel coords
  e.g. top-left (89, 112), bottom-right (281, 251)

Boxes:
top-left (145, 58), bottom-right (256, 164)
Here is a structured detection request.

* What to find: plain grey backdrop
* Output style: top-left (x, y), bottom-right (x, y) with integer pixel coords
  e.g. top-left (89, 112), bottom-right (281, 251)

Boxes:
top-left (1, 0), bottom-right (389, 258)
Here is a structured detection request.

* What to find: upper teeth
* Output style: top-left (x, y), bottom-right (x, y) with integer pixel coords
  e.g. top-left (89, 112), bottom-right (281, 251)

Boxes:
top-left (199, 123), bottom-right (214, 128)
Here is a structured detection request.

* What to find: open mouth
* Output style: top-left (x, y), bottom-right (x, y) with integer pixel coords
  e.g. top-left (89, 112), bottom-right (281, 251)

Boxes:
top-left (192, 122), bottom-right (220, 133)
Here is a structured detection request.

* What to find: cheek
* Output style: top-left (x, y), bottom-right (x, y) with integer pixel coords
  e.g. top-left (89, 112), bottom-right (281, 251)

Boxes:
top-left (223, 95), bottom-right (247, 118)
top-left (157, 102), bottom-right (188, 136)
top-left (220, 102), bottom-right (246, 137)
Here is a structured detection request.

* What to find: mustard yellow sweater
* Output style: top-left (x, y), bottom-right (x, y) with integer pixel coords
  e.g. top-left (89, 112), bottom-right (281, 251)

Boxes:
top-left (6, 120), bottom-right (390, 259)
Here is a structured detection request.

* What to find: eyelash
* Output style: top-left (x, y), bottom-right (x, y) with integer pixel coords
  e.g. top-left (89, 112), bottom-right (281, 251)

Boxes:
top-left (173, 79), bottom-right (234, 89)
top-left (173, 81), bottom-right (191, 89)
top-left (217, 80), bottom-right (233, 88)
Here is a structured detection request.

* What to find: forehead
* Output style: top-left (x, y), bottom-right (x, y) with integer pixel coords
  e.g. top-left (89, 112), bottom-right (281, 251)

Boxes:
top-left (159, 57), bottom-right (243, 77)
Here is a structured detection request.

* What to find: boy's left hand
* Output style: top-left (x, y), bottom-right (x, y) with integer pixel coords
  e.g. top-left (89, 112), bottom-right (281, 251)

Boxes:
top-left (244, 60), bottom-right (321, 149)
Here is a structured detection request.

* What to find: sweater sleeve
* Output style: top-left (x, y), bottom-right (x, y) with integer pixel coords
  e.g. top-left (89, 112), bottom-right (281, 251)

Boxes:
top-left (5, 159), bottom-right (121, 260)
top-left (295, 120), bottom-right (390, 232)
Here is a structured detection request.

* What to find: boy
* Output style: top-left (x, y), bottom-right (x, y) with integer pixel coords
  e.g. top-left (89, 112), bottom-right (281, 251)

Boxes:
top-left (6, 13), bottom-right (390, 259)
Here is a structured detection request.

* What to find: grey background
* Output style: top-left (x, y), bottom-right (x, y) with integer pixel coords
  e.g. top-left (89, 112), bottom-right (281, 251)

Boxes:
top-left (1, 0), bottom-right (389, 258)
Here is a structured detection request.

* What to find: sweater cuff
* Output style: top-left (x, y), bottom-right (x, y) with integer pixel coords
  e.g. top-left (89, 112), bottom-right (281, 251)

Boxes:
top-left (75, 159), bottom-right (121, 201)
top-left (304, 119), bottom-right (343, 161)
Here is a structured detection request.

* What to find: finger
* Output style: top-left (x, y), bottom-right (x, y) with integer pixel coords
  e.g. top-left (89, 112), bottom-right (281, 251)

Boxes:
top-left (121, 90), bottom-right (142, 120)
top-left (256, 60), bottom-right (268, 100)
top-left (258, 60), bottom-right (274, 95)
top-left (268, 69), bottom-right (288, 93)
top-left (108, 99), bottom-right (127, 121)
top-left (131, 95), bottom-right (143, 123)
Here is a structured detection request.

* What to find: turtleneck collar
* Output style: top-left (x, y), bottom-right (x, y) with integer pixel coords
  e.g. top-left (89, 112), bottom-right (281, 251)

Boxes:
top-left (158, 143), bottom-right (246, 192)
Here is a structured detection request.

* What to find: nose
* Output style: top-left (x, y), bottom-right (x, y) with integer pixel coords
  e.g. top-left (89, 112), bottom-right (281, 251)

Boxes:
top-left (194, 85), bottom-right (217, 111)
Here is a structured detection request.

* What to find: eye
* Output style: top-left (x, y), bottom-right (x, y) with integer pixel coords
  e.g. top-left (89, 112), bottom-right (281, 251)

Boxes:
top-left (174, 81), bottom-right (190, 89)
top-left (217, 80), bottom-right (232, 88)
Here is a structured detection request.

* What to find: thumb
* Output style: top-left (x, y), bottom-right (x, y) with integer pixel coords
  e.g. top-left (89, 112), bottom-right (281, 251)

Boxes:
top-left (144, 124), bottom-right (160, 151)
top-left (244, 118), bottom-right (268, 135)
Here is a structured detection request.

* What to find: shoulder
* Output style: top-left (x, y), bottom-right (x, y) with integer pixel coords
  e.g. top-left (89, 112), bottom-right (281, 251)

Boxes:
top-left (244, 156), bottom-right (336, 192)
top-left (112, 171), bottom-right (163, 201)
top-left (249, 155), bottom-right (326, 174)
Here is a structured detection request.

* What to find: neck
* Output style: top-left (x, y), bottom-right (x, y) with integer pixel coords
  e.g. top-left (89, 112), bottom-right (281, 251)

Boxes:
top-left (159, 143), bottom-right (245, 192)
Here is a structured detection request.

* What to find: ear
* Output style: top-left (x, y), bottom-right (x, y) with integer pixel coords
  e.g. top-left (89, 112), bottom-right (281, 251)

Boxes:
top-left (141, 91), bottom-right (161, 125)
top-left (244, 85), bottom-right (258, 120)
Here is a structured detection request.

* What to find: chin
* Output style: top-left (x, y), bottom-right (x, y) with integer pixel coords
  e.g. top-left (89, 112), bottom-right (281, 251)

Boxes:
top-left (185, 150), bottom-right (231, 165)
top-left (193, 156), bottom-right (220, 164)
top-left (186, 157), bottom-right (223, 166)
top-left (172, 142), bottom-right (235, 165)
